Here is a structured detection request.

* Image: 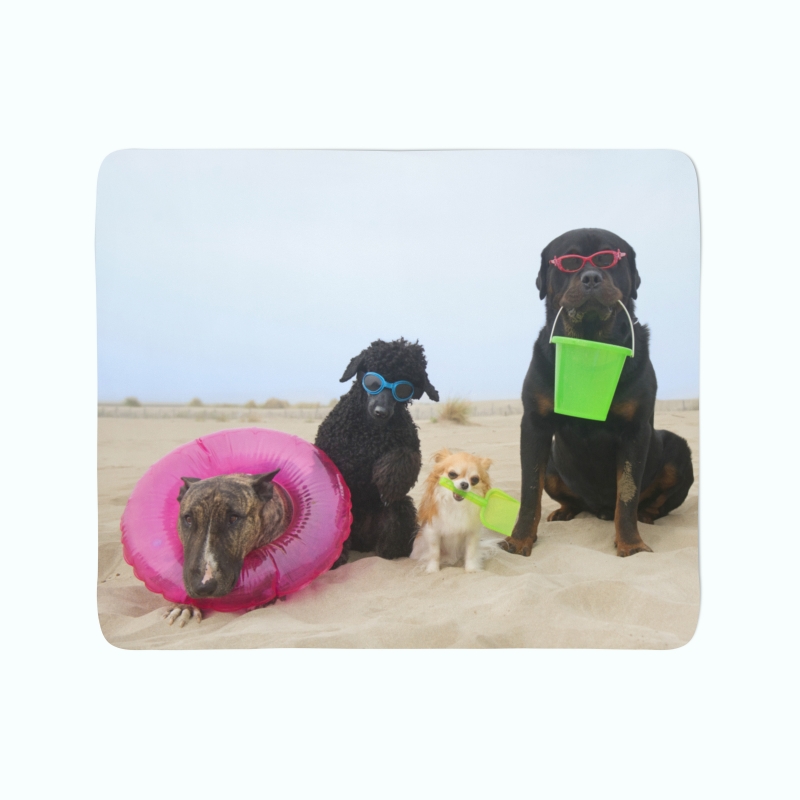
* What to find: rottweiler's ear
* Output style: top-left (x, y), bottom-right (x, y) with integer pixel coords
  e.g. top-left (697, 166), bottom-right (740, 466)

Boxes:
top-left (414, 377), bottom-right (439, 402)
top-left (340, 350), bottom-right (367, 382)
top-left (177, 477), bottom-right (201, 502)
top-left (536, 249), bottom-right (550, 300)
top-left (251, 469), bottom-right (280, 501)
top-left (627, 247), bottom-right (640, 300)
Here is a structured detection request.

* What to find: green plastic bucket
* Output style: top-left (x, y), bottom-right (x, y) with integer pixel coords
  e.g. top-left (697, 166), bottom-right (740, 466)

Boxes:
top-left (550, 300), bottom-right (634, 422)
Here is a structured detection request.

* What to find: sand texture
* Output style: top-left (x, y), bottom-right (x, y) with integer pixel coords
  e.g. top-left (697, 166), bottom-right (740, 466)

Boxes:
top-left (97, 408), bottom-right (699, 649)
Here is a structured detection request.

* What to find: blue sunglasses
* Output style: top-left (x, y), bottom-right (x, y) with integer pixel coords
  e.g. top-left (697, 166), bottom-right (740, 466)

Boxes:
top-left (362, 372), bottom-right (415, 402)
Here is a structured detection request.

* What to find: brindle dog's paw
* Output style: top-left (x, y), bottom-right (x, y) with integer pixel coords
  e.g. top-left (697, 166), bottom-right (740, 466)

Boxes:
top-left (498, 536), bottom-right (535, 557)
top-left (616, 541), bottom-right (653, 557)
top-left (548, 507), bottom-right (578, 522)
top-left (637, 511), bottom-right (657, 525)
top-left (252, 597), bottom-right (280, 610)
top-left (162, 605), bottom-right (202, 627)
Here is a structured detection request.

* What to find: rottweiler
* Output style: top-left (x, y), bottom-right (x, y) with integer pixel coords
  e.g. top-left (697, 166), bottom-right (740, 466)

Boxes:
top-left (501, 228), bottom-right (694, 558)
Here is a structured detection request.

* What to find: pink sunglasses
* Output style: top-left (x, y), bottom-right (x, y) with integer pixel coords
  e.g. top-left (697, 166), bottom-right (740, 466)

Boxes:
top-left (549, 249), bottom-right (626, 273)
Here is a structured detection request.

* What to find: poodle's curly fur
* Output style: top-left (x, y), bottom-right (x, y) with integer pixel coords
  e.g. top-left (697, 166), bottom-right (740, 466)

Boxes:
top-left (314, 338), bottom-right (439, 565)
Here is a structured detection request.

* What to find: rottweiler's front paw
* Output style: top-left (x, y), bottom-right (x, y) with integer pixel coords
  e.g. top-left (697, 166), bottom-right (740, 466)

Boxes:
top-left (616, 540), bottom-right (653, 557)
top-left (162, 605), bottom-right (202, 627)
top-left (498, 536), bottom-right (536, 557)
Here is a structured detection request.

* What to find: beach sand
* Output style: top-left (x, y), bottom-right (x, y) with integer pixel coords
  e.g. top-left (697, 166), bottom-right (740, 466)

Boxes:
top-left (97, 407), bottom-right (699, 649)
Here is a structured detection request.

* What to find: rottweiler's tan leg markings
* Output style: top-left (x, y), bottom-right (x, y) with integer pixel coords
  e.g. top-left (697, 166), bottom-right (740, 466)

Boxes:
top-left (637, 463), bottom-right (679, 524)
top-left (501, 415), bottom-right (552, 557)
top-left (610, 399), bottom-right (639, 422)
top-left (614, 446), bottom-right (653, 556)
top-left (534, 391), bottom-right (554, 417)
top-left (545, 471), bottom-right (586, 521)
top-left (500, 464), bottom-right (543, 556)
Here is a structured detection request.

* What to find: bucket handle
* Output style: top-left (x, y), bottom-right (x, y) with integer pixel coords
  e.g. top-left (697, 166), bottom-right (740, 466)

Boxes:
top-left (549, 299), bottom-right (635, 358)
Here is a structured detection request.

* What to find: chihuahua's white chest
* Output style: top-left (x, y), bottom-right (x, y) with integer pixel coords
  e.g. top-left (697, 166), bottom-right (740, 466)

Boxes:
top-left (429, 486), bottom-right (482, 535)
top-left (413, 486), bottom-right (485, 572)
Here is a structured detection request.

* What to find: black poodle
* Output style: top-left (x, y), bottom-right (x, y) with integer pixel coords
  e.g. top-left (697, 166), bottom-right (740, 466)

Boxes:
top-left (315, 338), bottom-right (439, 566)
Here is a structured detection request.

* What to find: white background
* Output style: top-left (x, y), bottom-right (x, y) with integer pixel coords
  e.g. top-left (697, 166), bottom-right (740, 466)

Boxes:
top-left (2, 2), bottom-right (797, 798)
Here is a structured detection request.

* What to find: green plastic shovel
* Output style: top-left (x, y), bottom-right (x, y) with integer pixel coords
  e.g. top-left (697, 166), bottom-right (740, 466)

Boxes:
top-left (438, 476), bottom-right (520, 536)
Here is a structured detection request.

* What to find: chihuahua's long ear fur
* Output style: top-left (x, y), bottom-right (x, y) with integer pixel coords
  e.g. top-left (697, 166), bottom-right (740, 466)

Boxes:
top-left (479, 457), bottom-right (494, 490)
top-left (340, 349), bottom-right (367, 382)
top-left (431, 448), bottom-right (452, 464)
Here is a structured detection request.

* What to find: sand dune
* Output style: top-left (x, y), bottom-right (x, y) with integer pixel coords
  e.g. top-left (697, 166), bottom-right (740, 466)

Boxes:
top-left (97, 407), bottom-right (699, 649)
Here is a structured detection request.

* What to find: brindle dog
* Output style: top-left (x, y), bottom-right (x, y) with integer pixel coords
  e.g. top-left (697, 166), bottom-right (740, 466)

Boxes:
top-left (501, 228), bottom-right (694, 559)
top-left (162, 470), bottom-right (291, 626)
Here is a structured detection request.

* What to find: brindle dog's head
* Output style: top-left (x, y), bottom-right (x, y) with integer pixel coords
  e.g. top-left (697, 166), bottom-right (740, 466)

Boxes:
top-left (176, 471), bottom-right (290, 599)
top-left (537, 228), bottom-right (640, 342)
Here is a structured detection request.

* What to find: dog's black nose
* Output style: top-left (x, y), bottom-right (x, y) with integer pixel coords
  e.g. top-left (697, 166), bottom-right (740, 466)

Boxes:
top-left (189, 579), bottom-right (218, 597)
top-left (373, 406), bottom-right (388, 418)
top-left (581, 269), bottom-right (603, 289)
top-left (459, 481), bottom-right (469, 490)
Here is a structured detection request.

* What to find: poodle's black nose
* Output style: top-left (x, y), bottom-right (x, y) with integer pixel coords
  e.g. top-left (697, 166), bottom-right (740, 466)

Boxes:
top-left (366, 391), bottom-right (394, 422)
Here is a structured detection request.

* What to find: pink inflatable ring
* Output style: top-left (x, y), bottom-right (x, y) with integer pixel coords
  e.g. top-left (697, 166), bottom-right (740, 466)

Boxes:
top-left (121, 427), bottom-right (352, 613)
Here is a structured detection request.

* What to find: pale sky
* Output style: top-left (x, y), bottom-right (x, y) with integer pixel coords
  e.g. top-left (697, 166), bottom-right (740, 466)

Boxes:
top-left (96, 149), bottom-right (699, 404)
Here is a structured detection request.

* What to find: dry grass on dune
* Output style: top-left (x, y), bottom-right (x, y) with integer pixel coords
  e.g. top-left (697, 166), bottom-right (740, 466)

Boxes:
top-left (435, 398), bottom-right (472, 425)
top-left (262, 398), bottom-right (290, 409)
